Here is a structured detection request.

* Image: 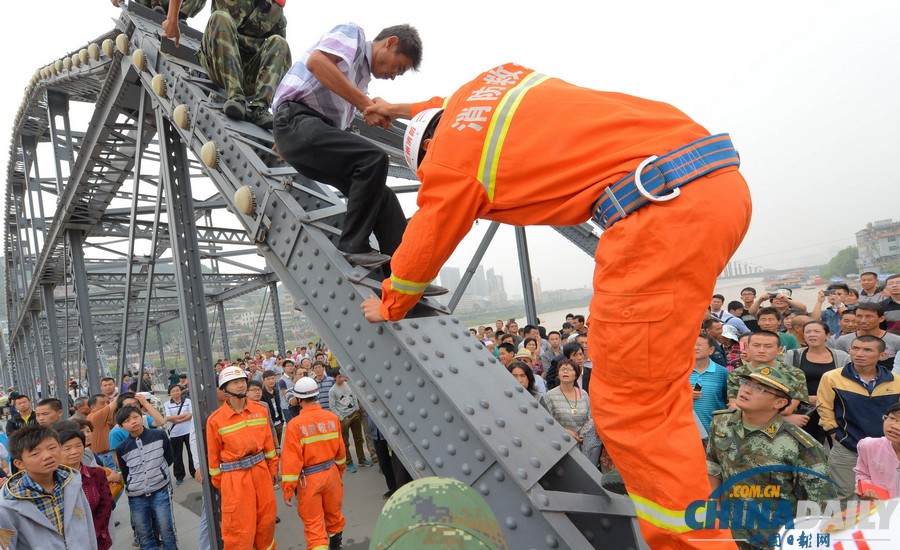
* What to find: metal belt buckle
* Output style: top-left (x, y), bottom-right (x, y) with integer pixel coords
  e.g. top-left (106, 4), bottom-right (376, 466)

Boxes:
top-left (634, 155), bottom-right (680, 203)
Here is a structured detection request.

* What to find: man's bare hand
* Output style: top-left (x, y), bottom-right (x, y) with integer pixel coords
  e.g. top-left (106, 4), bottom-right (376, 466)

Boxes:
top-left (365, 98), bottom-right (394, 118)
top-left (111, 0), bottom-right (121, 6)
top-left (364, 111), bottom-right (391, 129)
top-left (194, 470), bottom-right (203, 484)
top-left (361, 296), bottom-right (386, 323)
top-left (161, 15), bottom-right (181, 47)
top-left (283, 493), bottom-right (294, 507)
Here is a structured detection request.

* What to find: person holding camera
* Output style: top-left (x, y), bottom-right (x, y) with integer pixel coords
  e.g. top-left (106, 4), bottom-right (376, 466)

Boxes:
top-left (811, 283), bottom-right (851, 335)
top-left (748, 288), bottom-right (808, 322)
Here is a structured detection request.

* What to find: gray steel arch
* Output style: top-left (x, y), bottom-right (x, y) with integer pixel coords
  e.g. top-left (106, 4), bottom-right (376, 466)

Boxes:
top-left (3, 3), bottom-right (642, 549)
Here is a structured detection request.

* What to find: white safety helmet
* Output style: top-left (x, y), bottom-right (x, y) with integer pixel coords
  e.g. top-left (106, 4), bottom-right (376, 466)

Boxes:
top-left (293, 377), bottom-right (319, 400)
top-left (403, 108), bottom-right (443, 173)
top-left (217, 366), bottom-right (247, 388)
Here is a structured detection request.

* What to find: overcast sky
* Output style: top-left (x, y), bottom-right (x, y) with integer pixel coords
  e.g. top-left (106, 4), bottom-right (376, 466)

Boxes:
top-left (3, 1), bottom-right (899, 297)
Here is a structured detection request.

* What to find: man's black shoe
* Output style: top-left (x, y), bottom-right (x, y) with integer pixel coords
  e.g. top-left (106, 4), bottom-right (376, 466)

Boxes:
top-left (343, 251), bottom-right (391, 268)
top-left (601, 469), bottom-right (628, 495)
top-left (423, 284), bottom-right (449, 297)
top-left (328, 531), bottom-right (343, 550)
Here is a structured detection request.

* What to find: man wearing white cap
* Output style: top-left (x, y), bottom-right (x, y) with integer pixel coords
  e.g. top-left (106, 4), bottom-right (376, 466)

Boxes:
top-left (206, 366), bottom-right (279, 549)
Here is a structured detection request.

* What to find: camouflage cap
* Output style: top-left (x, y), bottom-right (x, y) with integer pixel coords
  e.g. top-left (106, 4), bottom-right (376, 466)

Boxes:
top-left (741, 366), bottom-right (794, 399)
top-left (370, 477), bottom-right (508, 549)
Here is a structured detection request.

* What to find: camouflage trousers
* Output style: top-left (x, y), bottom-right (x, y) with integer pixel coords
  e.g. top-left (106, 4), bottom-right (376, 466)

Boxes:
top-left (199, 10), bottom-right (291, 109)
top-left (132, 0), bottom-right (204, 19)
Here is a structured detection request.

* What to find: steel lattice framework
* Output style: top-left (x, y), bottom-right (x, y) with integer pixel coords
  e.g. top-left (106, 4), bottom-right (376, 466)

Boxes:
top-left (2, 4), bottom-right (642, 548)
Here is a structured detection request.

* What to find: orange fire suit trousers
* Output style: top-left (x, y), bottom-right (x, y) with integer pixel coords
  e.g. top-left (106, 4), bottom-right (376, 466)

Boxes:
top-left (296, 466), bottom-right (345, 550)
top-left (220, 461), bottom-right (278, 549)
top-left (589, 167), bottom-right (751, 549)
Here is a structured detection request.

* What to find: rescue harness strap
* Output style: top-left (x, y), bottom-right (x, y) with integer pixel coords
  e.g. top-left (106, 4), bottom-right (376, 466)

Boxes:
top-left (592, 133), bottom-right (740, 230)
top-left (219, 450), bottom-right (265, 472)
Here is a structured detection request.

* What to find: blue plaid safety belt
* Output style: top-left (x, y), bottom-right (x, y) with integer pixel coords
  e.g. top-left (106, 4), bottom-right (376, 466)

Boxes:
top-left (219, 451), bottom-right (265, 472)
top-left (592, 133), bottom-right (740, 230)
top-left (301, 459), bottom-right (334, 476)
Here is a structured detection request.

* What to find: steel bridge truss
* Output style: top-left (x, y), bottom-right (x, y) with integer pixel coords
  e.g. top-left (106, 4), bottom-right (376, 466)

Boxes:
top-left (3, 4), bottom-right (641, 549)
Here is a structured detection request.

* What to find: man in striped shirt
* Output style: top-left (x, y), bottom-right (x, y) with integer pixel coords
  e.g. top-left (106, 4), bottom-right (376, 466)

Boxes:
top-left (272, 23), bottom-right (423, 269)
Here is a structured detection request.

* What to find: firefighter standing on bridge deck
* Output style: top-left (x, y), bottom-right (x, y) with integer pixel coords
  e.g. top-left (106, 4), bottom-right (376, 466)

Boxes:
top-left (207, 366), bottom-right (279, 549)
top-left (361, 63), bottom-right (753, 549)
top-left (281, 377), bottom-right (347, 550)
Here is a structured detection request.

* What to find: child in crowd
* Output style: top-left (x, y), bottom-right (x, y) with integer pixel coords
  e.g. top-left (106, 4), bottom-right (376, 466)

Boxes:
top-left (855, 402), bottom-right (900, 499)
top-left (114, 406), bottom-right (177, 550)
top-left (0, 425), bottom-right (99, 549)
top-left (58, 429), bottom-right (113, 550)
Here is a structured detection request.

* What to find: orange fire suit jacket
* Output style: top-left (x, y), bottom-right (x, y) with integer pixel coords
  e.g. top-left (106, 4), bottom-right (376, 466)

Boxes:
top-left (280, 402), bottom-right (347, 496)
top-left (379, 62), bottom-right (712, 321)
top-left (206, 399), bottom-right (279, 488)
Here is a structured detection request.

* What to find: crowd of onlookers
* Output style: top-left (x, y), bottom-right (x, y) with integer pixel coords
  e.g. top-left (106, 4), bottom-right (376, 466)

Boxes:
top-left (1, 272), bottom-right (896, 548)
top-left (0, 339), bottom-right (412, 549)
top-left (468, 273), bottom-right (900, 547)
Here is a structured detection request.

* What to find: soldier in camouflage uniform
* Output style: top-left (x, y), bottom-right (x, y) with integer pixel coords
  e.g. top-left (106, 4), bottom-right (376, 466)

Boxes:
top-left (707, 368), bottom-right (837, 549)
top-left (162, 0), bottom-right (291, 129)
top-left (112, 0), bottom-right (204, 19)
top-left (726, 331), bottom-right (811, 423)
top-left (371, 477), bottom-right (508, 549)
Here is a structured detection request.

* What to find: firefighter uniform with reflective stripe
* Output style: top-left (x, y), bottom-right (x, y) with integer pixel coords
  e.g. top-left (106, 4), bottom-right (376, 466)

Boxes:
top-left (281, 402), bottom-right (346, 550)
top-left (379, 63), bottom-right (752, 549)
top-left (207, 399), bottom-right (279, 549)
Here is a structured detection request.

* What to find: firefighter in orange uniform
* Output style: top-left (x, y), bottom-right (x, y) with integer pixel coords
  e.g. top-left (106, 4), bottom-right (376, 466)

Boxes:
top-left (207, 366), bottom-right (279, 549)
top-left (281, 377), bottom-right (347, 550)
top-left (361, 63), bottom-right (752, 549)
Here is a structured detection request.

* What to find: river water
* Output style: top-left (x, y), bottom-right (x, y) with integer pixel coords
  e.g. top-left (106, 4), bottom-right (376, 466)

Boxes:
top-left (509, 276), bottom-right (828, 332)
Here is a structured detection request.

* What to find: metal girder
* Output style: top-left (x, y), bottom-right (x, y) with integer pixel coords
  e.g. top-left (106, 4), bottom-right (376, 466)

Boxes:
top-left (92, 218), bottom-right (254, 246)
top-left (554, 223), bottom-right (601, 257)
top-left (7, 47), bottom-right (139, 344)
top-left (68, 231), bottom-right (101, 395)
top-left (125, 9), bottom-right (642, 549)
top-left (156, 106), bottom-right (222, 547)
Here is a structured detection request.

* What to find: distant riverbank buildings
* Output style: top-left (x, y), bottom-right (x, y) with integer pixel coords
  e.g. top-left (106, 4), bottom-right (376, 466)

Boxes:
top-left (856, 219), bottom-right (900, 272)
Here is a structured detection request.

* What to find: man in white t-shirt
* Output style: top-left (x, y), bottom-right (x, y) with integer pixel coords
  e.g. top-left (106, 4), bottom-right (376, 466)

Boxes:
top-left (163, 385), bottom-right (195, 486)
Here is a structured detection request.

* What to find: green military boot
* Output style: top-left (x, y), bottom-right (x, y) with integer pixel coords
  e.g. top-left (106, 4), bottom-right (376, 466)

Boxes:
top-left (223, 98), bottom-right (246, 121)
top-left (246, 104), bottom-right (274, 130)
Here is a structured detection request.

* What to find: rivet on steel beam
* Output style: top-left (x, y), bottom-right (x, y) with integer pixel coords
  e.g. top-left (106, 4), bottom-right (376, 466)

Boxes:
top-left (200, 141), bottom-right (220, 169)
top-left (151, 74), bottom-right (167, 97)
top-left (116, 33), bottom-right (129, 55)
top-left (131, 49), bottom-right (146, 71)
top-left (173, 104), bottom-right (190, 129)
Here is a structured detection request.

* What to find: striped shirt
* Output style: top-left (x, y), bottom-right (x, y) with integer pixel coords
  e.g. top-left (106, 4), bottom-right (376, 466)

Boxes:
top-left (272, 23), bottom-right (372, 129)
top-left (115, 427), bottom-right (173, 497)
top-left (316, 375), bottom-right (336, 410)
